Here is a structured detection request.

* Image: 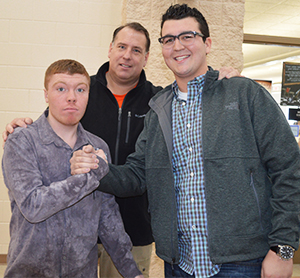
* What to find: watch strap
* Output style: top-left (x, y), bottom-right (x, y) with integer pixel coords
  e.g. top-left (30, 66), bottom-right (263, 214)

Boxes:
top-left (270, 246), bottom-right (279, 253)
top-left (270, 245), bottom-right (295, 260)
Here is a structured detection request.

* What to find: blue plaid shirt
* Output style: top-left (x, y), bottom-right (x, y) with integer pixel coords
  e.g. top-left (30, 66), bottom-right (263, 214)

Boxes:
top-left (172, 75), bottom-right (221, 277)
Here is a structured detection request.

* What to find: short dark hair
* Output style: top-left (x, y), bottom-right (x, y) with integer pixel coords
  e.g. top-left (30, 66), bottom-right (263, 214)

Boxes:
top-left (44, 59), bottom-right (90, 90)
top-left (112, 22), bottom-right (151, 53)
top-left (161, 4), bottom-right (209, 41)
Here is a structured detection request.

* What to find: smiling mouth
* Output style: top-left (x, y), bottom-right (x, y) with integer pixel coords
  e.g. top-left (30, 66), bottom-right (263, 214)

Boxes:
top-left (175, 55), bottom-right (190, 61)
top-left (120, 64), bottom-right (131, 68)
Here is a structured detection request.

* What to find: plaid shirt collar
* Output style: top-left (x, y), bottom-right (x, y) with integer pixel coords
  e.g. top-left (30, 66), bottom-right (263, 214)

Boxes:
top-left (171, 74), bottom-right (207, 100)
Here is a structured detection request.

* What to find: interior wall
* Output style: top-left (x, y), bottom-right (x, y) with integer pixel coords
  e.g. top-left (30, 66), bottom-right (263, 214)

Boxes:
top-left (0, 0), bottom-right (123, 255)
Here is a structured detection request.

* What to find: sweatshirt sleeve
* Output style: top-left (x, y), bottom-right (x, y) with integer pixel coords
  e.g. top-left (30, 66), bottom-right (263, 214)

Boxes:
top-left (251, 83), bottom-right (300, 249)
top-left (2, 131), bottom-right (109, 224)
top-left (98, 192), bottom-right (142, 278)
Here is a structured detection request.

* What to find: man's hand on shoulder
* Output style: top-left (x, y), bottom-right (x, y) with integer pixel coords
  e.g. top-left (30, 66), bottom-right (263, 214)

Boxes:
top-left (2, 117), bottom-right (33, 148)
top-left (218, 66), bottom-right (241, 80)
top-left (261, 249), bottom-right (293, 278)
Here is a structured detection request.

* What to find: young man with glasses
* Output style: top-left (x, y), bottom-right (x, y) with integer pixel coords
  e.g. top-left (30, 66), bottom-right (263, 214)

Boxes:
top-left (70, 4), bottom-right (300, 278)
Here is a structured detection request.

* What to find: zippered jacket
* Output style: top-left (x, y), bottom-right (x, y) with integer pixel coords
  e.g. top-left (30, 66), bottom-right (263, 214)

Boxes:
top-left (98, 69), bottom-right (300, 265)
top-left (81, 62), bottom-right (162, 246)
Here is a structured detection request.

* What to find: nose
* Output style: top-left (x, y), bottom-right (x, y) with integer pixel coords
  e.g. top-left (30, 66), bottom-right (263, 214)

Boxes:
top-left (123, 48), bottom-right (132, 59)
top-left (67, 90), bottom-right (76, 103)
top-left (173, 37), bottom-right (185, 50)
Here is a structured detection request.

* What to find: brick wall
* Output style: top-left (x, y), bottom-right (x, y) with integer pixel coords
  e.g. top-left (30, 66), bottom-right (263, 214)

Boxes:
top-left (123, 0), bottom-right (245, 88)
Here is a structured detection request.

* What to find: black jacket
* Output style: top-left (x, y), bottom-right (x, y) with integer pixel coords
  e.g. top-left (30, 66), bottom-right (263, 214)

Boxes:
top-left (81, 62), bottom-right (162, 245)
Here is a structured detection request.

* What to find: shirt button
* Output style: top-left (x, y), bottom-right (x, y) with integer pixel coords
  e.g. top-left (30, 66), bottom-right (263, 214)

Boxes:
top-left (190, 172), bottom-right (194, 177)
top-left (187, 123), bottom-right (191, 128)
top-left (191, 197), bottom-right (194, 202)
top-left (189, 147), bottom-right (193, 152)
top-left (192, 225), bottom-right (196, 230)
top-left (182, 102), bottom-right (186, 106)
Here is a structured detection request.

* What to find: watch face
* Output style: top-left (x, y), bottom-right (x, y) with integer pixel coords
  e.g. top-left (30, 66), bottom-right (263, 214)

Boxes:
top-left (279, 245), bottom-right (294, 260)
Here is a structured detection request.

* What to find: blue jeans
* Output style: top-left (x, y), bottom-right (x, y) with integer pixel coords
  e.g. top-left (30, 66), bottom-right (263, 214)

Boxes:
top-left (164, 258), bottom-right (263, 278)
top-left (165, 263), bottom-right (195, 278)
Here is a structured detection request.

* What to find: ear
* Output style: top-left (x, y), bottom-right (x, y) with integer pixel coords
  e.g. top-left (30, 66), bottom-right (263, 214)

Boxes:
top-left (108, 42), bottom-right (113, 59)
top-left (143, 52), bottom-right (150, 67)
top-left (204, 37), bottom-right (212, 55)
top-left (44, 89), bottom-right (49, 103)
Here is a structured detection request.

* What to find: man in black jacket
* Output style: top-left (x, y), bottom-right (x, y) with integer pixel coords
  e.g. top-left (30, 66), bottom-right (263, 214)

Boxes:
top-left (80, 22), bottom-right (161, 278)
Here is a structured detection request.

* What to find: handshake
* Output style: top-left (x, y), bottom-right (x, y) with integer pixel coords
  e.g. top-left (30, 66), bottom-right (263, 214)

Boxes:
top-left (70, 144), bottom-right (108, 175)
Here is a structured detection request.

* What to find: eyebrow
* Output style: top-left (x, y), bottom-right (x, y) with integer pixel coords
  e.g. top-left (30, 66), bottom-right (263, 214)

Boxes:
top-left (162, 31), bottom-right (192, 37)
top-left (52, 81), bottom-right (89, 87)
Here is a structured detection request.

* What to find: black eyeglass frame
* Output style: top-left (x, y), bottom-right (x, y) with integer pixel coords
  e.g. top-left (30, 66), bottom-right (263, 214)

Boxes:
top-left (158, 31), bottom-right (205, 47)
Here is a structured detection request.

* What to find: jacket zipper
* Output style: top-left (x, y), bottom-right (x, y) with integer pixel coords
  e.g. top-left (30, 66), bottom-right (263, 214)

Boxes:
top-left (250, 171), bottom-right (263, 231)
top-left (171, 258), bottom-right (175, 276)
top-left (114, 107), bottom-right (122, 165)
top-left (125, 111), bottom-right (131, 144)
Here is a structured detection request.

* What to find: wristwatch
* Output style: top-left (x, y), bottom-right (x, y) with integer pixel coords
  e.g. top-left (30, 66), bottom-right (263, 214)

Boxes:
top-left (270, 245), bottom-right (295, 261)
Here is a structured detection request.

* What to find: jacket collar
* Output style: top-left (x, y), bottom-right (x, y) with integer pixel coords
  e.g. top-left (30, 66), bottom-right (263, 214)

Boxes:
top-left (150, 66), bottom-right (219, 108)
top-left (148, 67), bottom-right (219, 162)
top-left (203, 67), bottom-right (219, 92)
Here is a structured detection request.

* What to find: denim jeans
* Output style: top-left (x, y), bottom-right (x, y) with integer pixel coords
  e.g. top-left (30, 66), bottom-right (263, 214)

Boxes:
top-left (214, 258), bottom-right (263, 278)
top-left (164, 258), bottom-right (263, 278)
top-left (165, 263), bottom-right (195, 278)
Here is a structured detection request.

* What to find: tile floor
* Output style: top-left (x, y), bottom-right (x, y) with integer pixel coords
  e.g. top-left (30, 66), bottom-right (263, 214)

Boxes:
top-left (0, 264), bottom-right (6, 277)
top-left (0, 263), bottom-right (300, 278)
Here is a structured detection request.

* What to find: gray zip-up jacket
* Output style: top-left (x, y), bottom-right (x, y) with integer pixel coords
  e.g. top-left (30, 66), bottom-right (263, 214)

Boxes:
top-left (99, 69), bottom-right (300, 265)
top-left (2, 110), bottom-right (141, 278)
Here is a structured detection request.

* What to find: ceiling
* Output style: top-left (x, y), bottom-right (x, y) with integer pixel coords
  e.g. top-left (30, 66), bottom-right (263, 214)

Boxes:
top-left (242, 0), bottom-right (300, 85)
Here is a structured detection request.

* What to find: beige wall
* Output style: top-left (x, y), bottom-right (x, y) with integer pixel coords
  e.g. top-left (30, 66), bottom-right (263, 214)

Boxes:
top-left (0, 0), bottom-right (245, 255)
top-left (0, 0), bottom-right (123, 254)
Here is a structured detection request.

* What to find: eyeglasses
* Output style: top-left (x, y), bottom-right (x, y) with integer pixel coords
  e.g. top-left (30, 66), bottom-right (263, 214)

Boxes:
top-left (158, 31), bottom-right (205, 49)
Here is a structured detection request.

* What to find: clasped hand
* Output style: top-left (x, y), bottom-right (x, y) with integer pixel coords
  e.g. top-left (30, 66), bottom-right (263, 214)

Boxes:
top-left (70, 145), bottom-right (108, 175)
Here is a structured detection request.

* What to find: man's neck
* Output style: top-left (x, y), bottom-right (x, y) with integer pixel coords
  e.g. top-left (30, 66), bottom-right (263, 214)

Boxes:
top-left (106, 71), bottom-right (139, 95)
top-left (176, 67), bottom-right (209, 92)
top-left (176, 79), bottom-right (188, 93)
top-left (47, 117), bottom-right (78, 149)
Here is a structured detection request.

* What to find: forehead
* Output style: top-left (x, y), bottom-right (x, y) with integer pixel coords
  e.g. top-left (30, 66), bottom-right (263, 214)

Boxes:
top-left (161, 17), bottom-right (200, 35)
top-left (114, 27), bottom-right (147, 49)
top-left (48, 73), bottom-right (89, 86)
